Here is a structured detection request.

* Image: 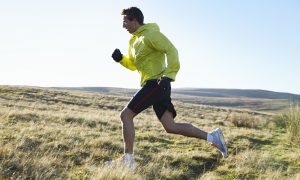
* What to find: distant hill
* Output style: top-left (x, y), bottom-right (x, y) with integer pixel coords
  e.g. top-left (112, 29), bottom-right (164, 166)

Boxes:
top-left (51, 87), bottom-right (300, 112)
top-left (54, 87), bottom-right (300, 100)
top-left (172, 88), bottom-right (300, 100)
top-left (54, 87), bottom-right (137, 97)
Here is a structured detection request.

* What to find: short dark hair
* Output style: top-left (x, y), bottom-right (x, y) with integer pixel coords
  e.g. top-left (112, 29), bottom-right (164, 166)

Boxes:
top-left (122, 7), bottom-right (144, 25)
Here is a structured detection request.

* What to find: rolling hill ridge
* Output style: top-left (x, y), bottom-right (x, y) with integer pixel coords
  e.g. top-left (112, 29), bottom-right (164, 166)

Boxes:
top-left (53, 87), bottom-right (300, 112)
top-left (55, 87), bottom-right (300, 100)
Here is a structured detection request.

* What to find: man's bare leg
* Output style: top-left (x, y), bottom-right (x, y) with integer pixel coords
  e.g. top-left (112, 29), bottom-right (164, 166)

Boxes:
top-left (160, 110), bottom-right (207, 140)
top-left (120, 107), bottom-right (136, 154)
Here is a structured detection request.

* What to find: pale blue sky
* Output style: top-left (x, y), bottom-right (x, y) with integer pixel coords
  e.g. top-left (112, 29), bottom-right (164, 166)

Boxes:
top-left (0, 0), bottom-right (299, 94)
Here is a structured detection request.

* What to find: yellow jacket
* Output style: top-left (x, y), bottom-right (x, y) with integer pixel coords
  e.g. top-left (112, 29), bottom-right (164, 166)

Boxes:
top-left (119, 23), bottom-right (180, 86)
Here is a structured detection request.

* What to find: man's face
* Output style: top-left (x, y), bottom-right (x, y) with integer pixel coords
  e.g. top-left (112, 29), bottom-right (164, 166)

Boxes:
top-left (123, 16), bottom-right (136, 34)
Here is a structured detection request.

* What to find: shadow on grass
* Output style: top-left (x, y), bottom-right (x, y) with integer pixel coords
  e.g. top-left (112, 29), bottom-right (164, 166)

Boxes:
top-left (136, 149), bottom-right (221, 180)
top-left (246, 136), bottom-right (273, 147)
top-left (167, 155), bottom-right (219, 179)
top-left (228, 135), bottom-right (273, 155)
top-left (136, 134), bottom-right (174, 144)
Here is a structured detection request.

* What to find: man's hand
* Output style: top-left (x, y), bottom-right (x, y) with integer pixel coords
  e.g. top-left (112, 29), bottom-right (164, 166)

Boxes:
top-left (112, 49), bottom-right (123, 62)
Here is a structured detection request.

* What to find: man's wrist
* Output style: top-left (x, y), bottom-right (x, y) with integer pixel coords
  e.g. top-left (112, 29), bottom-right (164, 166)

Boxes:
top-left (115, 55), bottom-right (123, 62)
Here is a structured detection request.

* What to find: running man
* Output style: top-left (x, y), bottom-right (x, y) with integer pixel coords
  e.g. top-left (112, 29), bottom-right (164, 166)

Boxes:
top-left (111, 7), bottom-right (228, 168)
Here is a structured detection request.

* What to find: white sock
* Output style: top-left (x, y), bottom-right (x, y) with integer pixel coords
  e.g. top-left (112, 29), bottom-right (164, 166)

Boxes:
top-left (207, 133), bottom-right (214, 143)
top-left (124, 153), bottom-right (133, 160)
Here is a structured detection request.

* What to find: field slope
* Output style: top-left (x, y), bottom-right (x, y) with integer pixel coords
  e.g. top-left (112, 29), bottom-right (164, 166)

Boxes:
top-left (55, 87), bottom-right (300, 112)
top-left (0, 86), bottom-right (299, 179)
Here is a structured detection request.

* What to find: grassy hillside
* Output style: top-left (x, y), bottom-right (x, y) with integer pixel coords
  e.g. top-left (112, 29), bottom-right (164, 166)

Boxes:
top-left (54, 87), bottom-right (298, 112)
top-left (0, 86), bottom-right (299, 179)
top-left (172, 88), bottom-right (300, 100)
top-left (54, 87), bottom-right (300, 100)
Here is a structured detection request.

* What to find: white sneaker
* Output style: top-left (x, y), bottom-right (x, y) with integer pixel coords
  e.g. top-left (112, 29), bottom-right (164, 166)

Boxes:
top-left (121, 153), bottom-right (136, 169)
top-left (210, 128), bottom-right (228, 158)
top-left (105, 153), bottom-right (136, 170)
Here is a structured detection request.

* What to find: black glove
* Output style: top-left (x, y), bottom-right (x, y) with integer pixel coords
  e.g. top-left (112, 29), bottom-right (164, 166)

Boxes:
top-left (112, 49), bottom-right (123, 62)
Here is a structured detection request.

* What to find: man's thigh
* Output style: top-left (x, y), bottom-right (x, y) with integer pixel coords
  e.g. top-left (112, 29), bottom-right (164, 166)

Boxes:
top-left (153, 97), bottom-right (177, 120)
top-left (127, 80), bottom-right (162, 115)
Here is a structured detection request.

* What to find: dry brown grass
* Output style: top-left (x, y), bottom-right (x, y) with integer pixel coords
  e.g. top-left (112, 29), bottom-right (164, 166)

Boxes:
top-left (282, 104), bottom-right (300, 144)
top-left (229, 112), bottom-right (267, 128)
top-left (0, 86), bottom-right (299, 179)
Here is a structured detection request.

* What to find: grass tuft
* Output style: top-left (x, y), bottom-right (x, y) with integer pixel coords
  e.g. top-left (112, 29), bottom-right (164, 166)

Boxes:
top-left (281, 104), bottom-right (300, 144)
top-left (229, 113), bottom-right (264, 128)
top-left (93, 165), bottom-right (143, 180)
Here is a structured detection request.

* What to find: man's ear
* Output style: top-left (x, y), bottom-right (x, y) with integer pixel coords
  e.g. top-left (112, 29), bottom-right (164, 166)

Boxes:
top-left (132, 18), bottom-right (140, 25)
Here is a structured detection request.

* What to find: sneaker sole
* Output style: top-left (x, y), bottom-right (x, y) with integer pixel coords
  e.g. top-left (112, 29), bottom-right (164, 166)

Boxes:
top-left (216, 128), bottom-right (228, 158)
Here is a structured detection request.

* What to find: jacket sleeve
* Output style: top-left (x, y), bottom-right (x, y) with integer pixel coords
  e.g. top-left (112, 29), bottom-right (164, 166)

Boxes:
top-left (119, 55), bottom-right (136, 71)
top-left (147, 31), bottom-right (180, 81)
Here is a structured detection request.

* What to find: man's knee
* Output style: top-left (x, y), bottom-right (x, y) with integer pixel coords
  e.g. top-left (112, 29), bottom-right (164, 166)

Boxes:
top-left (120, 108), bottom-right (136, 123)
top-left (164, 124), bottom-right (177, 134)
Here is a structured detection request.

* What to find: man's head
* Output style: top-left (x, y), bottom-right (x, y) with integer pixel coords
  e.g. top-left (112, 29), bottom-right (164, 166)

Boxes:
top-left (122, 7), bottom-right (144, 34)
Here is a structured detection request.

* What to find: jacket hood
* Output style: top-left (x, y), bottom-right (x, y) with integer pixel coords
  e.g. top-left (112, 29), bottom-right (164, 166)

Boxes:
top-left (132, 23), bottom-right (160, 36)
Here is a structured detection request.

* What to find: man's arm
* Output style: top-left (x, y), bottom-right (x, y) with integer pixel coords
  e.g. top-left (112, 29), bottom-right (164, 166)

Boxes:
top-left (147, 31), bottom-right (180, 81)
top-left (112, 49), bottom-right (136, 71)
top-left (120, 56), bottom-right (137, 71)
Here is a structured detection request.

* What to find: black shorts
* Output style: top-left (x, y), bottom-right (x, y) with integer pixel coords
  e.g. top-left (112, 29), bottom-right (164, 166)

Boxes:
top-left (127, 80), bottom-right (177, 120)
